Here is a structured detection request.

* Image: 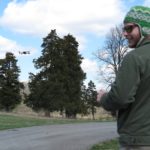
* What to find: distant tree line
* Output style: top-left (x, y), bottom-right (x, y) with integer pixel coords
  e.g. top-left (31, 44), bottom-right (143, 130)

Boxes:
top-left (0, 24), bottom-right (128, 118)
top-left (24, 29), bottom-right (98, 118)
top-left (0, 30), bottom-right (98, 119)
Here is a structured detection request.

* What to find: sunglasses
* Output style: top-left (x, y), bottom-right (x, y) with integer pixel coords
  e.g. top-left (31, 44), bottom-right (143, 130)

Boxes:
top-left (123, 24), bottom-right (138, 33)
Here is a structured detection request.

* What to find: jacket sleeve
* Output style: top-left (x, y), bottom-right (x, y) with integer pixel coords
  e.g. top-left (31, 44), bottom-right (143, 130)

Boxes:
top-left (100, 53), bottom-right (141, 111)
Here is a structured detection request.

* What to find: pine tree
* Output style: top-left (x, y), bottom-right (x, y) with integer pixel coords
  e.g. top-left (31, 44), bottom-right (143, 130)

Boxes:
top-left (0, 52), bottom-right (21, 111)
top-left (63, 34), bottom-right (86, 118)
top-left (80, 84), bottom-right (89, 116)
top-left (86, 81), bottom-right (98, 120)
top-left (25, 30), bottom-right (86, 118)
top-left (25, 30), bottom-right (65, 116)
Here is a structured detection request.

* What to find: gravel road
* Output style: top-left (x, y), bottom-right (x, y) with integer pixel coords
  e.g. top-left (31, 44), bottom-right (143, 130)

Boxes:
top-left (0, 122), bottom-right (118, 150)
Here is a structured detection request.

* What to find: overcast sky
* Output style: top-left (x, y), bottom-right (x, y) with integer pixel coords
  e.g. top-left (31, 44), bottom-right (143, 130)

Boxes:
top-left (0, 0), bottom-right (149, 89)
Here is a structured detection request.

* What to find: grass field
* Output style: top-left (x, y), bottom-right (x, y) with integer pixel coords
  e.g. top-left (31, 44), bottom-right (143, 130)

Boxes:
top-left (90, 139), bottom-right (118, 150)
top-left (0, 104), bottom-right (115, 130)
top-left (0, 113), bottom-right (109, 130)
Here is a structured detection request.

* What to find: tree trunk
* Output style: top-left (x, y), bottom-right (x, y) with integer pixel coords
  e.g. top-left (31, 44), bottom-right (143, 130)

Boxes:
top-left (45, 110), bottom-right (51, 117)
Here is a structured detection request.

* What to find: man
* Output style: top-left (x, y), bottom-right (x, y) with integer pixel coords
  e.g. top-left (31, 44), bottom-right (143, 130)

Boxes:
top-left (98, 6), bottom-right (150, 150)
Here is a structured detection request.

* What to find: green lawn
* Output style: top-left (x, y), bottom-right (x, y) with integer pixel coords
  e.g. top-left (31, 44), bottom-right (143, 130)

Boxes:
top-left (90, 139), bottom-right (118, 150)
top-left (0, 114), bottom-right (106, 130)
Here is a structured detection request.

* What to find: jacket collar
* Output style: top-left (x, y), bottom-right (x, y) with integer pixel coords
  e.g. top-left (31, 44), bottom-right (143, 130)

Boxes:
top-left (136, 37), bottom-right (150, 48)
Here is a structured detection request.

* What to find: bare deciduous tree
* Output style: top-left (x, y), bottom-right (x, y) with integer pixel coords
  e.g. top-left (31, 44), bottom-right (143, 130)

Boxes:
top-left (95, 25), bottom-right (129, 87)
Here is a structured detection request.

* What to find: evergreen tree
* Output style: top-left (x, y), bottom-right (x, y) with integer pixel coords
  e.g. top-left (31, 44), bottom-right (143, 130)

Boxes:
top-left (86, 81), bottom-right (98, 120)
top-left (0, 52), bottom-right (21, 111)
top-left (80, 84), bottom-right (89, 116)
top-left (63, 34), bottom-right (86, 118)
top-left (25, 30), bottom-right (86, 118)
top-left (25, 30), bottom-right (65, 116)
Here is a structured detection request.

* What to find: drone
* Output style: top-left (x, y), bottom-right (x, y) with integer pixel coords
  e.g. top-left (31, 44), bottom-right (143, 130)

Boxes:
top-left (19, 51), bottom-right (30, 55)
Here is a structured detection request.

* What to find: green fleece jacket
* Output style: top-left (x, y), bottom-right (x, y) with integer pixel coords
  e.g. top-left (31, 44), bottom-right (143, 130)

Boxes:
top-left (100, 38), bottom-right (150, 146)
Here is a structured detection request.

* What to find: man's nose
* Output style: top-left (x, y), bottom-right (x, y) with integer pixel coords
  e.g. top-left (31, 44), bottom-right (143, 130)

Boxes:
top-left (122, 31), bottom-right (128, 37)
